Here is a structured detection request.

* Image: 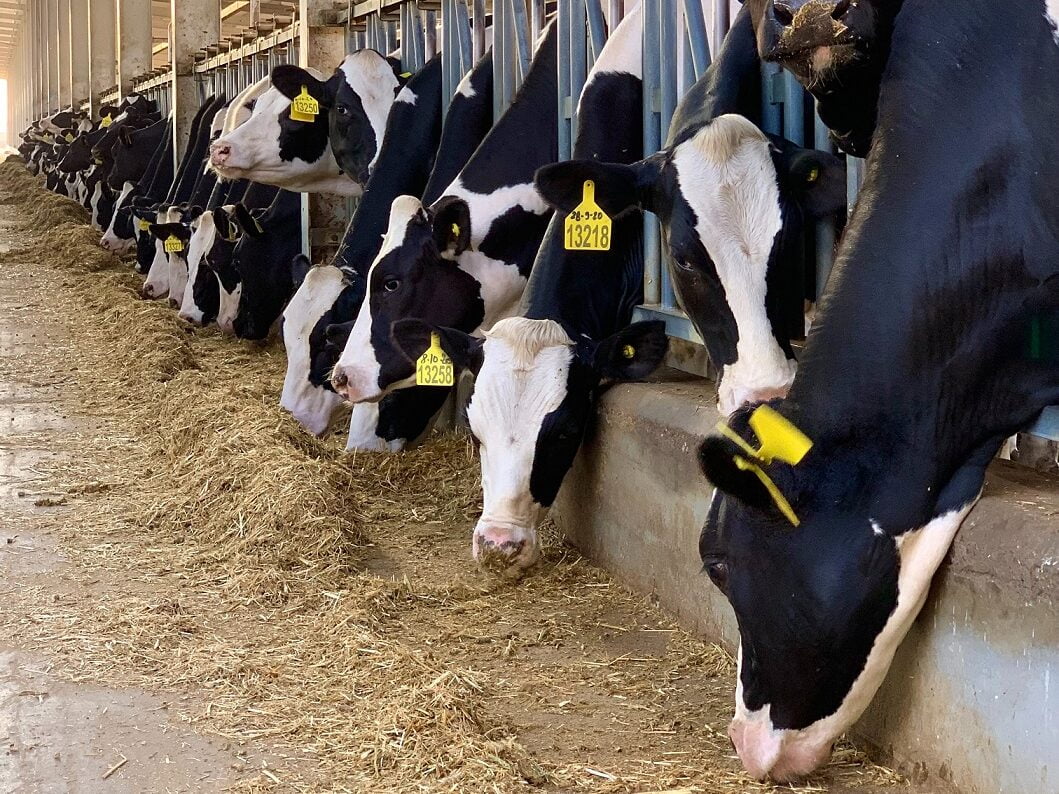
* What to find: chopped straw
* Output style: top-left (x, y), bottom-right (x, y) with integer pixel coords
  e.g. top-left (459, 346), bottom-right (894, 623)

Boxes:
top-left (0, 158), bottom-right (916, 793)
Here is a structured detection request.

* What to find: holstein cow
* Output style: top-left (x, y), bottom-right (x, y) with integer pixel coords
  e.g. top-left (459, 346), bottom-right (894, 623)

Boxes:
top-left (330, 24), bottom-right (559, 405)
top-left (697, 0), bottom-right (1059, 781)
top-left (536, 6), bottom-right (846, 416)
top-left (278, 54), bottom-right (448, 437)
top-left (209, 52), bottom-right (404, 196)
top-left (390, 7), bottom-right (667, 575)
top-left (741, 0), bottom-right (902, 156)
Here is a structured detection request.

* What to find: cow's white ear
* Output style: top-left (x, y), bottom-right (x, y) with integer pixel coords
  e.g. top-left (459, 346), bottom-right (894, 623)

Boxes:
top-left (588, 321), bottom-right (669, 381)
top-left (391, 319), bottom-right (483, 375)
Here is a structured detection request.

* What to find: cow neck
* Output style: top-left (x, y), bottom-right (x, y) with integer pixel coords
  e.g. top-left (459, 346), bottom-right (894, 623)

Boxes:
top-left (337, 55), bottom-right (444, 278)
top-left (788, 0), bottom-right (1059, 522)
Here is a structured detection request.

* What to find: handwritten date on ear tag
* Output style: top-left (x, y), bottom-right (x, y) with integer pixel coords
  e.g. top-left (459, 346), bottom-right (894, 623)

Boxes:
top-left (289, 86), bottom-right (320, 123)
top-left (164, 235), bottom-right (184, 253)
top-left (416, 332), bottom-right (455, 387)
top-left (564, 180), bottom-right (611, 251)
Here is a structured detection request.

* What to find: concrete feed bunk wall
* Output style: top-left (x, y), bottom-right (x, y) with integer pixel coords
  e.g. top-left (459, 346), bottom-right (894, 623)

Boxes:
top-left (553, 374), bottom-right (1059, 794)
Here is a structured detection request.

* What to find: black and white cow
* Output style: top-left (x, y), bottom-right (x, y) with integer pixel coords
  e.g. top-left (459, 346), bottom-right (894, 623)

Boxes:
top-left (390, 7), bottom-right (667, 574)
top-left (279, 54), bottom-right (447, 437)
top-left (742, 0), bottom-right (902, 156)
top-left (210, 51), bottom-right (402, 196)
top-left (330, 24), bottom-right (559, 404)
top-left (536, 7), bottom-right (846, 417)
top-left (697, 0), bottom-right (1059, 781)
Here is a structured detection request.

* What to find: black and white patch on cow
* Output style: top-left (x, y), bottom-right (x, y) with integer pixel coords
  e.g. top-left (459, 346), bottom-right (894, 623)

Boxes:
top-left (100, 182), bottom-right (138, 254)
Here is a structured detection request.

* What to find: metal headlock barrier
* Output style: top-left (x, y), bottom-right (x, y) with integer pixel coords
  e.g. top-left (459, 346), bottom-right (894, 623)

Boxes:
top-left (193, 18), bottom-right (299, 103)
top-left (131, 70), bottom-right (175, 117)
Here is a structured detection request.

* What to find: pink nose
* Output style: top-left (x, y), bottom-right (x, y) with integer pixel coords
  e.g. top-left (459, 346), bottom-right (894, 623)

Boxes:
top-left (472, 524), bottom-right (537, 575)
top-left (210, 144), bottom-right (230, 166)
top-left (728, 718), bottom-right (832, 782)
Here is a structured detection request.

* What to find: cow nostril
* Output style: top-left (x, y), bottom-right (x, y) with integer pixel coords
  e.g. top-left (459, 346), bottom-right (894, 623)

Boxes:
top-left (772, 1), bottom-right (794, 25)
top-left (331, 370), bottom-right (348, 389)
top-left (831, 0), bottom-right (852, 19)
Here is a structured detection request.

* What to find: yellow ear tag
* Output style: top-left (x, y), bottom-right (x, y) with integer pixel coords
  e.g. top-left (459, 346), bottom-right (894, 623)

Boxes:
top-left (289, 85), bottom-right (320, 123)
top-left (400, 71), bottom-right (413, 78)
top-left (164, 234), bottom-right (184, 253)
top-left (451, 223), bottom-right (460, 238)
top-left (715, 405), bottom-right (813, 527)
top-left (100, 114), bottom-right (112, 128)
top-left (564, 180), bottom-right (612, 251)
top-left (806, 166), bottom-right (820, 183)
top-left (416, 332), bottom-right (455, 387)
top-left (64, 132), bottom-right (74, 142)
top-left (621, 344), bottom-right (636, 360)
top-left (137, 218), bottom-right (151, 231)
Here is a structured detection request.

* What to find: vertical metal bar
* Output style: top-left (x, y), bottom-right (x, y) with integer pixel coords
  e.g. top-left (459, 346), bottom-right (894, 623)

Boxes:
top-left (585, 0), bottom-right (606, 64)
top-left (659, 0), bottom-right (678, 309)
top-left (814, 105), bottom-right (836, 298)
top-left (568, 0), bottom-right (587, 143)
top-left (782, 71), bottom-right (804, 145)
top-left (713, 0), bottom-right (730, 53)
top-left (425, 10), bottom-right (438, 60)
top-left (607, 0), bottom-right (623, 31)
top-left (454, 0), bottom-right (473, 75)
top-left (642, 0), bottom-right (661, 307)
top-left (442, 0), bottom-right (454, 109)
top-left (760, 62), bottom-right (782, 135)
top-left (556, 0), bottom-right (571, 160)
top-left (682, 0), bottom-right (711, 78)
top-left (530, 0), bottom-right (545, 43)
top-left (509, 0), bottom-right (531, 84)
top-left (471, 0), bottom-right (485, 62)
top-left (847, 156), bottom-right (865, 219)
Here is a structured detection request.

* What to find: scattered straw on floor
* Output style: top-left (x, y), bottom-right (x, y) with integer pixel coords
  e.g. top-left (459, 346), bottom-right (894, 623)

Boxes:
top-left (0, 158), bottom-right (912, 793)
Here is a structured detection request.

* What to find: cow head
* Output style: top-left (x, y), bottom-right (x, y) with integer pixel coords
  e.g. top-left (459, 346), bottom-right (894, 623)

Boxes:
top-left (178, 209), bottom-right (231, 326)
top-left (130, 204), bottom-right (160, 273)
top-left (271, 49), bottom-right (403, 185)
top-left (536, 114), bottom-right (845, 417)
top-left (696, 402), bottom-right (972, 781)
top-left (149, 215), bottom-right (197, 307)
top-left (208, 207), bottom-right (246, 334)
top-left (394, 317), bottom-right (667, 575)
top-left (280, 261), bottom-right (365, 436)
top-left (330, 195), bottom-right (481, 403)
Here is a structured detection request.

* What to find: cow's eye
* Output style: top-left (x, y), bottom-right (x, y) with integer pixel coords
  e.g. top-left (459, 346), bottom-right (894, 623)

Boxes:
top-left (336, 104), bottom-right (349, 117)
top-left (383, 277), bottom-right (401, 293)
top-left (704, 559), bottom-right (729, 593)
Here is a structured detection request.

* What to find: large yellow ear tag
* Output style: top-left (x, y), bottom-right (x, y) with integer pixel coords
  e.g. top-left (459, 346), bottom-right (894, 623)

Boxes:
top-left (289, 85), bottom-right (320, 123)
top-left (416, 332), bottom-right (454, 387)
top-left (100, 114), bottom-right (112, 128)
top-left (64, 132), bottom-right (75, 142)
top-left (564, 180), bottom-right (612, 251)
top-left (137, 218), bottom-right (151, 231)
top-left (164, 234), bottom-right (184, 253)
top-left (716, 405), bottom-right (813, 527)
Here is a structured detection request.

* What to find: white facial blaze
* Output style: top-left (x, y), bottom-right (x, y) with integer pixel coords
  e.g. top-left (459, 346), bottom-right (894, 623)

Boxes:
top-left (100, 181), bottom-right (136, 251)
top-left (1046, 0), bottom-right (1059, 44)
top-left (142, 238), bottom-right (170, 298)
top-left (731, 500), bottom-right (979, 780)
top-left (671, 115), bottom-right (795, 417)
top-left (179, 213), bottom-right (217, 322)
top-left (280, 264), bottom-right (349, 435)
top-left (467, 318), bottom-right (573, 565)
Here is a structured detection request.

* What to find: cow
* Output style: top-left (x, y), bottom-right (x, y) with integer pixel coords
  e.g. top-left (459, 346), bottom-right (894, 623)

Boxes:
top-left (209, 51), bottom-right (404, 196)
top-left (742, 0), bottom-right (903, 156)
top-left (696, 0), bottom-right (1059, 781)
top-left (106, 118), bottom-right (170, 189)
top-left (279, 54), bottom-right (447, 437)
top-left (329, 23), bottom-right (560, 405)
top-left (388, 6), bottom-right (666, 575)
top-left (535, 6), bottom-right (846, 418)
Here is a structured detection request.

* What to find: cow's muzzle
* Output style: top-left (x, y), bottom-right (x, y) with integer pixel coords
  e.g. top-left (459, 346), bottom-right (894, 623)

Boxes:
top-left (472, 522), bottom-right (539, 578)
top-left (760, 0), bottom-right (863, 65)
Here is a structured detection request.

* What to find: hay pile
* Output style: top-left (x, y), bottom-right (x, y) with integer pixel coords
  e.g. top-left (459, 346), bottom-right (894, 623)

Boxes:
top-left (0, 159), bottom-right (910, 793)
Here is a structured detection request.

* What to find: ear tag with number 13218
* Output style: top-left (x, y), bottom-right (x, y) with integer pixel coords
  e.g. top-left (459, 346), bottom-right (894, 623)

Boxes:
top-left (564, 180), bottom-right (611, 251)
top-left (416, 332), bottom-right (455, 387)
top-left (289, 86), bottom-right (319, 123)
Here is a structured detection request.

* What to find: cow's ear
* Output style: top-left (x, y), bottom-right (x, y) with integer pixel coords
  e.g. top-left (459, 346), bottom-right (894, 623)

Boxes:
top-left (186, 205), bottom-right (204, 220)
top-left (213, 207), bottom-right (237, 240)
top-left (781, 148), bottom-right (846, 219)
top-left (535, 159), bottom-right (657, 217)
top-left (324, 320), bottom-right (354, 352)
top-left (117, 125), bottom-right (133, 146)
top-left (147, 222), bottom-right (176, 241)
top-left (270, 65), bottom-right (332, 108)
top-left (431, 197), bottom-right (471, 256)
top-left (698, 435), bottom-right (783, 517)
top-left (290, 254), bottom-right (312, 290)
top-left (391, 319), bottom-right (484, 375)
top-left (585, 321), bottom-right (669, 381)
top-left (232, 203), bottom-right (265, 237)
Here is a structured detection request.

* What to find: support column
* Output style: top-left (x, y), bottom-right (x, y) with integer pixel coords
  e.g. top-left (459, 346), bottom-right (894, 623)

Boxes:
top-left (88, 0), bottom-right (116, 115)
top-left (57, 0), bottom-right (71, 108)
top-left (31, 0), bottom-right (43, 119)
top-left (51, 0), bottom-right (61, 111)
top-left (298, 0), bottom-right (347, 259)
top-left (117, 0), bottom-right (152, 97)
top-left (44, 0), bottom-right (56, 113)
top-left (170, 0), bottom-right (219, 161)
top-left (69, 0), bottom-right (90, 108)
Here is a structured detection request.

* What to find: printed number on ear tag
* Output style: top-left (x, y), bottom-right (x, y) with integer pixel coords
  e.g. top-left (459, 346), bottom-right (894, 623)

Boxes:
top-left (100, 115), bottom-right (112, 128)
top-left (565, 180), bottom-right (612, 251)
top-left (416, 332), bottom-right (454, 387)
top-left (289, 86), bottom-right (320, 123)
top-left (164, 235), bottom-right (184, 253)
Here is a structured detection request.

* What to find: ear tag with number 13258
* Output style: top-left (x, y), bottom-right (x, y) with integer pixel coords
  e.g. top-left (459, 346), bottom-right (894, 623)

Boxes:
top-left (289, 86), bottom-right (319, 123)
top-left (564, 180), bottom-right (612, 251)
top-left (416, 332), bottom-right (455, 387)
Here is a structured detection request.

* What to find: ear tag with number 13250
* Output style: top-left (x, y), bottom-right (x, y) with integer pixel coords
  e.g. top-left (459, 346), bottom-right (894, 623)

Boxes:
top-left (289, 86), bottom-right (319, 123)
top-left (416, 332), bottom-right (454, 387)
top-left (564, 180), bottom-right (612, 251)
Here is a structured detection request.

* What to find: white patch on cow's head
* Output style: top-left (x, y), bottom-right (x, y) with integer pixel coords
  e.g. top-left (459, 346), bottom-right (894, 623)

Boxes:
top-left (345, 401), bottom-right (406, 452)
top-left (216, 281), bottom-right (242, 335)
top-left (394, 85), bottom-right (417, 106)
top-left (671, 114), bottom-right (795, 416)
top-left (179, 213), bottom-right (214, 324)
top-left (142, 238), bottom-right (170, 299)
top-left (332, 195), bottom-right (425, 403)
top-left (99, 181), bottom-right (136, 252)
top-left (338, 50), bottom-right (402, 171)
top-left (577, 4), bottom-right (643, 117)
top-left (467, 317), bottom-right (573, 574)
top-left (1046, 0), bottom-right (1059, 44)
top-left (455, 68), bottom-right (478, 99)
top-left (729, 500), bottom-right (978, 781)
top-left (280, 264), bottom-right (349, 436)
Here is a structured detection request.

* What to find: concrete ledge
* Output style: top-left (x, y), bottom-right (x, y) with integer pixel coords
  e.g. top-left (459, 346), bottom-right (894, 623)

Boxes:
top-left (553, 373), bottom-right (1059, 794)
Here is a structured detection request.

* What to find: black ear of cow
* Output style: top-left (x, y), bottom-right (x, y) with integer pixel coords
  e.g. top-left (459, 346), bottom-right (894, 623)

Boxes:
top-left (148, 222), bottom-right (181, 241)
top-left (589, 321), bottom-right (669, 381)
top-left (698, 436), bottom-right (781, 517)
top-left (535, 159), bottom-right (654, 218)
top-left (271, 65), bottom-right (332, 108)
top-left (779, 147), bottom-right (847, 220)
top-left (232, 203), bottom-right (264, 237)
top-left (391, 319), bottom-right (484, 375)
top-left (290, 254), bottom-right (312, 291)
top-left (324, 320), bottom-right (354, 352)
top-left (117, 125), bottom-right (133, 147)
top-left (431, 197), bottom-right (472, 257)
